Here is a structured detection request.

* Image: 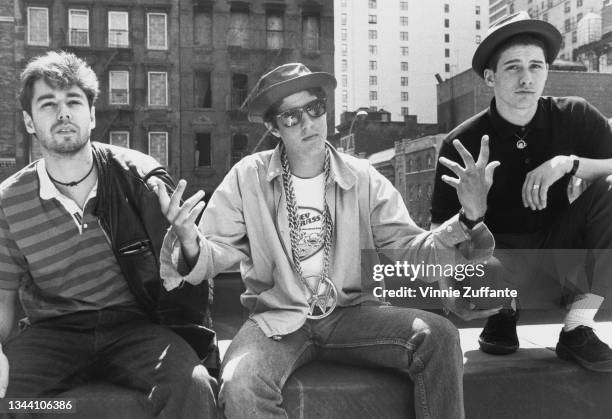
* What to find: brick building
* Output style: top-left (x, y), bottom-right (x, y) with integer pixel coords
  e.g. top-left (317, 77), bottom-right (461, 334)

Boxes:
top-left (331, 109), bottom-right (438, 157)
top-left (0, 1), bottom-right (18, 180)
top-left (1, 0), bottom-right (334, 195)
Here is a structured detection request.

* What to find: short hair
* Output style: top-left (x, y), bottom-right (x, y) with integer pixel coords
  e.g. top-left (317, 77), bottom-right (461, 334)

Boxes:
top-left (485, 34), bottom-right (548, 73)
top-left (20, 51), bottom-right (99, 115)
top-left (263, 87), bottom-right (327, 128)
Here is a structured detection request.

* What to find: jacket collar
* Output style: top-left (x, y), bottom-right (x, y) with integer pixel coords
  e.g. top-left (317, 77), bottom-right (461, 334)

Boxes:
top-left (266, 141), bottom-right (357, 190)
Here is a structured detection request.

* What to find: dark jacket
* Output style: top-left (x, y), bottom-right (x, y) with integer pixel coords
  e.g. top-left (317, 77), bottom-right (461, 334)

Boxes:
top-left (91, 143), bottom-right (215, 364)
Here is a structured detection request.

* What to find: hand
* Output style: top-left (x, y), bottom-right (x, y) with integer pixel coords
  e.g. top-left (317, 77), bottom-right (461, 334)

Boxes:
top-left (0, 343), bottom-right (8, 398)
top-left (442, 295), bottom-right (502, 321)
top-left (153, 179), bottom-right (206, 257)
top-left (438, 135), bottom-right (500, 220)
top-left (521, 155), bottom-right (571, 210)
top-left (111, 146), bottom-right (161, 177)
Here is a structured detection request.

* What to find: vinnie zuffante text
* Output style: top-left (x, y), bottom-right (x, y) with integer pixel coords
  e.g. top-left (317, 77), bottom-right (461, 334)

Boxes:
top-left (371, 261), bottom-right (517, 299)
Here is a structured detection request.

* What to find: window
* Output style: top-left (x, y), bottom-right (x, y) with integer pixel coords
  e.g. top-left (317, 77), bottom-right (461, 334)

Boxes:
top-left (369, 0), bottom-right (377, 9)
top-left (572, 31), bottom-right (577, 43)
top-left (194, 71), bottom-right (212, 108)
top-left (342, 59), bottom-right (348, 71)
top-left (147, 13), bottom-right (167, 49)
top-left (369, 60), bottom-right (377, 70)
top-left (231, 134), bottom-right (248, 166)
top-left (401, 92), bottom-right (409, 101)
top-left (577, 0), bottom-right (583, 6)
top-left (564, 18), bottom-right (570, 32)
top-left (229, 11), bottom-right (249, 47)
top-left (564, 1), bottom-right (570, 12)
top-left (400, 32), bottom-right (409, 41)
top-left (69, 9), bottom-right (89, 46)
top-left (400, 76), bottom-right (408, 86)
top-left (401, 61), bottom-right (408, 71)
top-left (231, 73), bottom-right (248, 109)
top-left (401, 46), bottom-right (409, 56)
top-left (148, 72), bottom-right (168, 106)
top-left (109, 71), bottom-right (129, 105)
top-left (341, 0), bottom-right (347, 6)
top-left (577, 12), bottom-right (583, 22)
top-left (444, 18), bottom-right (449, 28)
top-left (109, 131), bottom-right (129, 148)
top-left (108, 11), bottom-right (129, 47)
top-left (149, 132), bottom-right (168, 167)
top-left (341, 28), bottom-right (347, 41)
top-left (194, 10), bottom-right (213, 46)
top-left (476, 20), bottom-right (481, 30)
top-left (368, 30), bottom-right (377, 40)
top-left (194, 133), bottom-right (211, 167)
top-left (27, 7), bottom-right (49, 46)
top-left (445, 63), bottom-right (450, 72)
top-left (342, 74), bottom-right (348, 87)
top-left (445, 48), bottom-right (450, 57)
top-left (400, 16), bottom-right (409, 26)
top-left (369, 75), bottom-right (377, 85)
top-left (400, 2), bottom-right (408, 10)
top-left (369, 91), bottom-right (377, 100)
top-left (401, 107), bottom-right (409, 115)
top-left (369, 15), bottom-right (377, 24)
top-left (444, 33), bottom-right (450, 42)
top-left (444, 3), bottom-right (449, 13)
top-left (369, 45), bottom-right (377, 55)
top-left (476, 5), bottom-right (481, 14)
top-left (543, 12), bottom-right (548, 21)
top-left (548, 0), bottom-right (553, 7)
top-left (341, 13), bottom-right (347, 25)
top-left (476, 35), bottom-right (481, 44)
top-left (266, 12), bottom-right (283, 49)
top-left (302, 14), bottom-right (320, 51)
top-left (341, 44), bottom-right (348, 56)
top-left (342, 90), bottom-right (348, 103)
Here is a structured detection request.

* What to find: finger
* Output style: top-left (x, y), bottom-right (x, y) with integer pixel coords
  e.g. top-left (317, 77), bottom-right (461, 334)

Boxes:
top-left (173, 191), bottom-right (205, 226)
top-left (530, 178), bottom-right (544, 210)
top-left (538, 181), bottom-right (550, 210)
top-left (441, 175), bottom-right (460, 188)
top-left (166, 180), bottom-right (187, 221)
top-left (187, 201), bottom-right (206, 225)
top-left (521, 177), bottom-right (534, 209)
top-left (438, 157), bottom-right (464, 176)
top-left (475, 135), bottom-right (490, 167)
top-left (484, 161), bottom-right (500, 185)
top-left (452, 139), bottom-right (476, 168)
top-left (154, 181), bottom-right (172, 216)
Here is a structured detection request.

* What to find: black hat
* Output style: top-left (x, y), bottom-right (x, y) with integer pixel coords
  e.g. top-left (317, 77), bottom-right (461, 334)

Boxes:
top-left (472, 11), bottom-right (562, 78)
top-left (246, 63), bottom-right (336, 123)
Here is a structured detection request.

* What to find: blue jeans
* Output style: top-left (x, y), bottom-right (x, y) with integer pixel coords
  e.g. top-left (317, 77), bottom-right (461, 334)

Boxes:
top-left (219, 303), bottom-right (463, 419)
top-left (4, 309), bottom-right (217, 418)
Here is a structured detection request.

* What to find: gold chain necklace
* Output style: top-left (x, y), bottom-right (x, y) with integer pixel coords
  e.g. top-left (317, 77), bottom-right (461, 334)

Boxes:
top-left (280, 143), bottom-right (337, 319)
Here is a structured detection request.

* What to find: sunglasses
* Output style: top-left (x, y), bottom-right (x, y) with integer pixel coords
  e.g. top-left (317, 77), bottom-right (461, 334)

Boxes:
top-left (275, 98), bottom-right (327, 128)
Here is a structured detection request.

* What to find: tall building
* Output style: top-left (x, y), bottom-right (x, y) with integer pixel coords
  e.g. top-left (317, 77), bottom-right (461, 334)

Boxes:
top-left (1, 0), bottom-right (334, 194)
top-left (488, 0), bottom-right (605, 61)
top-left (334, 0), bottom-right (487, 125)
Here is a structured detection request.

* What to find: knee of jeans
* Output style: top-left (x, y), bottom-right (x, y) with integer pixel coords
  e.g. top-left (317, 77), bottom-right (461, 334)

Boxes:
top-left (219, 362), bottom-right (268, 405)
top-left (427, 314), bottom-right (460, 347)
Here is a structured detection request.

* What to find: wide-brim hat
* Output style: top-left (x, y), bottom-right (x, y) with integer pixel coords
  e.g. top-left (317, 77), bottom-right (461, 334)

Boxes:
top-left (472, 11), bottom-right (562, 78)
top-left (246, 63), bottom-right (337, 124)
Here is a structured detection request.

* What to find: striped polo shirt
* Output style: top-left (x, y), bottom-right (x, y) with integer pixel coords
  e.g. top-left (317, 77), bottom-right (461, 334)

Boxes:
top-left (0, 160), bottom-right (137, 321)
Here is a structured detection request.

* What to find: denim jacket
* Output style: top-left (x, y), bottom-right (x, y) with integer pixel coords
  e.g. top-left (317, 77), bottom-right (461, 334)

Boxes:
top-left (160, 143), bottom-right (494, 337)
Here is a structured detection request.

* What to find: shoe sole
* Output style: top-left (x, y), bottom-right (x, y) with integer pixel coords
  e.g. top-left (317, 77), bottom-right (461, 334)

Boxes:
top-left (556, 342), bottom-right (612, 372)
top-left (478, 337), bottom-right (519, 355)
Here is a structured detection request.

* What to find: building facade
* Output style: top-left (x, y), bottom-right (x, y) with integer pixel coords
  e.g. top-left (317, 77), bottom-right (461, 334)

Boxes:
top-left (1, 0), bottom-right (334, 194)
top-left (334, 0), bottom-right (488, 125)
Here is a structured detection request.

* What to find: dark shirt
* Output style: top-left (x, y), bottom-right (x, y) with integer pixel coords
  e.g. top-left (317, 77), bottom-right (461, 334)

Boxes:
top-left (431, 96), bottom-right (612, 234)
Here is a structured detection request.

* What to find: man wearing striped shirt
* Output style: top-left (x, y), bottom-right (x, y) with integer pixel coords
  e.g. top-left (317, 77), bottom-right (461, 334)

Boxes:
top-left (0, 51), bottom-right (216, 417)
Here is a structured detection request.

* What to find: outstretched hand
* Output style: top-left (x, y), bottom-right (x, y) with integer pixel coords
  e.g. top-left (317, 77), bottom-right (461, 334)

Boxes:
top-left (438, 135), bottom-right (500, 220)
top-left (0, 343), bottom-right (8, 398)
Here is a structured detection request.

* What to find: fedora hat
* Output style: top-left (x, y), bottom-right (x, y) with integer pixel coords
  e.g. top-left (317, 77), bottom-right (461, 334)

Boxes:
top-left (246, 63), bottom-right (336, 123)
top-left (472, 11), bottom-right (562, 78)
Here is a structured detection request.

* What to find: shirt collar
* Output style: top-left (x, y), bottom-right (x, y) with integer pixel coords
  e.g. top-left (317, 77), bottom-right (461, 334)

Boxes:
top-left (487, 97), bottom-right (548, 139)
top-left (266, 141), bottom-right (356, 190)
top-left (36, 158), bottom-right (98, 205)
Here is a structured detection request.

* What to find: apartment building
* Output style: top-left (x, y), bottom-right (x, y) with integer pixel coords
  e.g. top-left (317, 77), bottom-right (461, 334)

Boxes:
top-left (334, 0), bottom-right (487, 125)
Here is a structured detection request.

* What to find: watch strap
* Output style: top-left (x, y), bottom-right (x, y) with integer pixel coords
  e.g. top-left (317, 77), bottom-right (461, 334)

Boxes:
top-left (459, 208), bottom-right (484, 230)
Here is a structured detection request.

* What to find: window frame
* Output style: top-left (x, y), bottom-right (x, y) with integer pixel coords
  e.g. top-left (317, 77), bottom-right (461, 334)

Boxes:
top-left (147, 12), bottom-right (168, 50)
top-left (27, 7), bottom-right (49, 46)
top-left (148, 71), bottom-right (168, 107)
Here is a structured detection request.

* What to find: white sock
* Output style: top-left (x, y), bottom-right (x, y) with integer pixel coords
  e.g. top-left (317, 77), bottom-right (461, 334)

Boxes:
top-left (563, 293), bottom-right (604, 331)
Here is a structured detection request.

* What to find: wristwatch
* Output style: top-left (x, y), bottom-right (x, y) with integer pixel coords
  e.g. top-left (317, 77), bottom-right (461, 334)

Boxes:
top-left (459, 208), bottom-right (484, 230)
top-left (568, 155), bottom-right (579, 177)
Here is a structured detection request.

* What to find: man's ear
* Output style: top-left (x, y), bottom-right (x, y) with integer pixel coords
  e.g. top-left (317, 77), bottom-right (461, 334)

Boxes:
top-left (90, 105), bottom-right (96, 130)
top-left (264, 121), bottom-right (281, 138)
top-left (22, 110), bottom-right (36, 135)
top-left (483, 69), bottom-right (496, 88)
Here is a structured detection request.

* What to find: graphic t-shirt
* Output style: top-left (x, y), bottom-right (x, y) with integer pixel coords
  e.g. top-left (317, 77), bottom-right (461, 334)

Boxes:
top-left (292, 173), bottom-right (325, 278)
